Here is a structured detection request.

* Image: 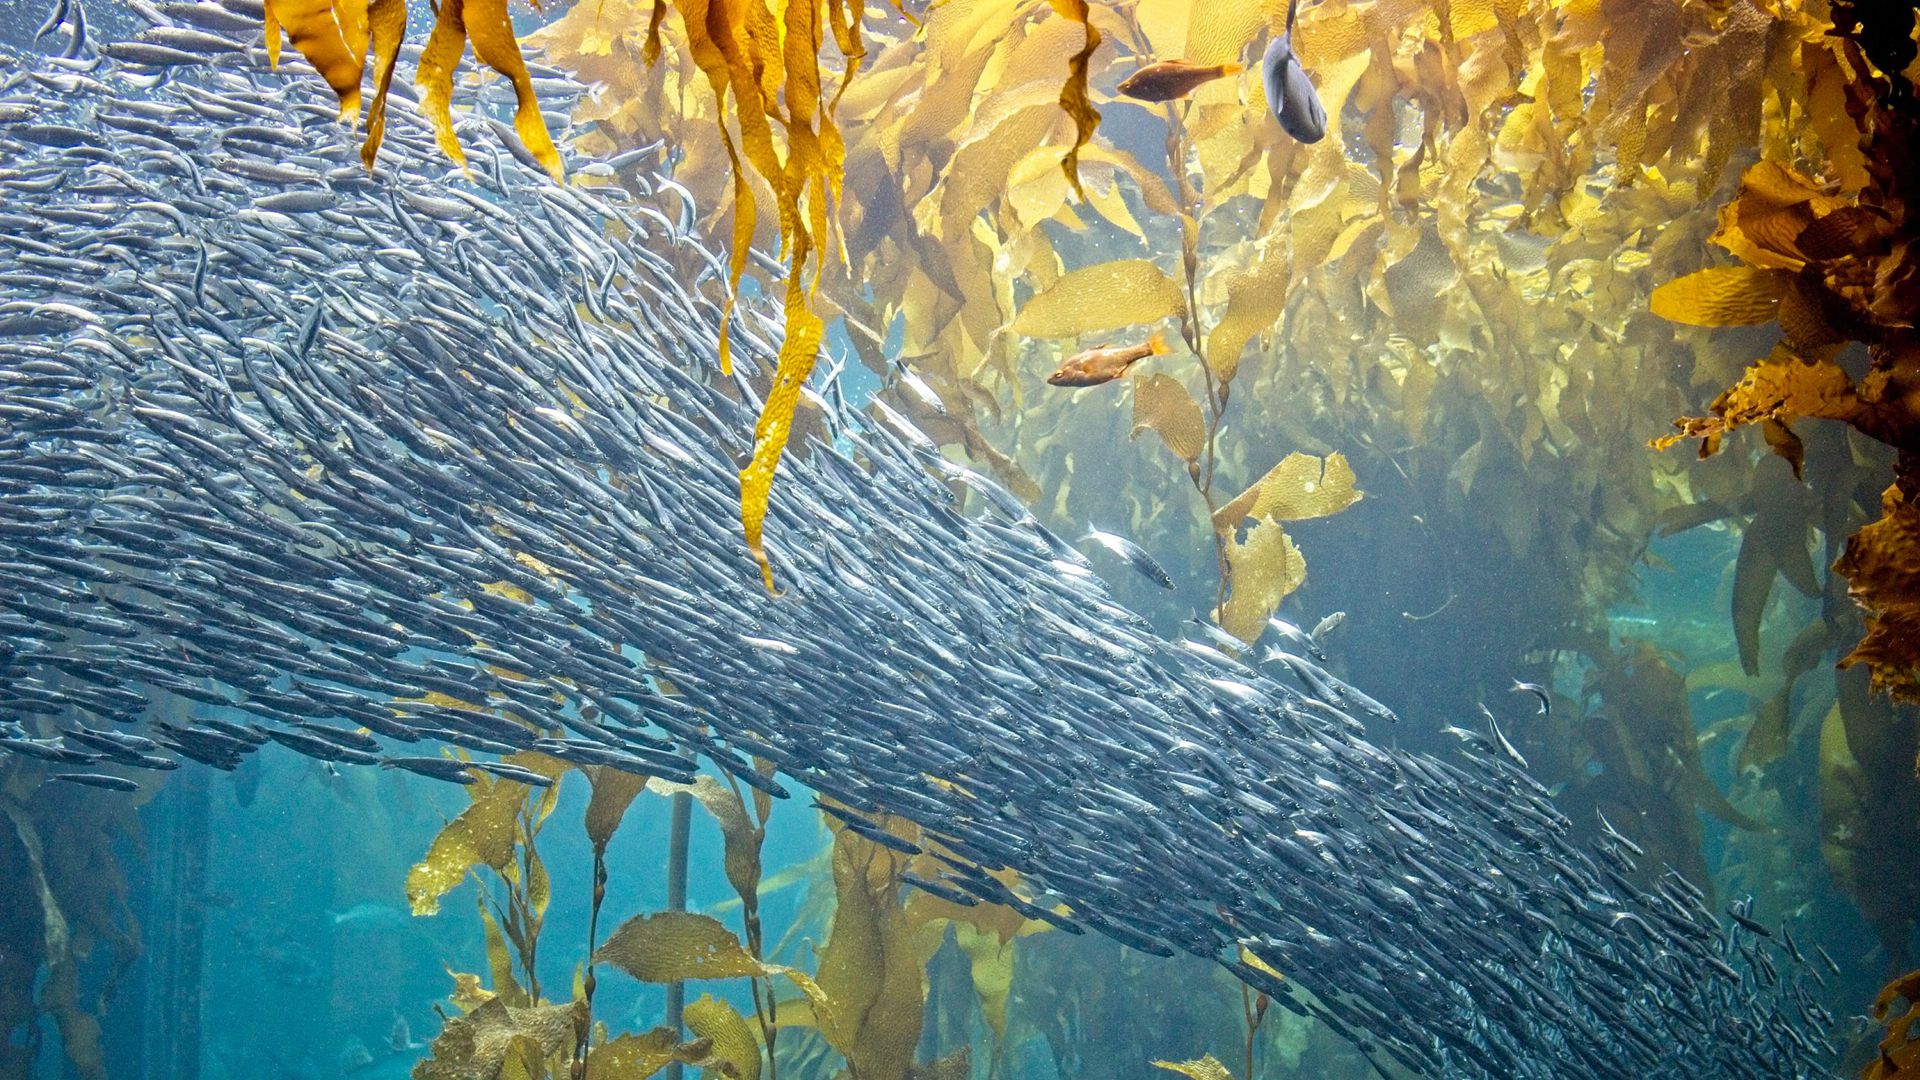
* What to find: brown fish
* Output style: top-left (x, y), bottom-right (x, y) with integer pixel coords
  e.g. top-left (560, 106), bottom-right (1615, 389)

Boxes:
top-left (1047, 332), bottom-right (1171, 387)
top-left (1117, 60), bottom-right (1245, 103)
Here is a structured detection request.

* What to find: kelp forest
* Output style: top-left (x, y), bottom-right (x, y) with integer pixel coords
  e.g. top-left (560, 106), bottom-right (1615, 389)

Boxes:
top-left (3, 0), bottom-right (1920, 1077)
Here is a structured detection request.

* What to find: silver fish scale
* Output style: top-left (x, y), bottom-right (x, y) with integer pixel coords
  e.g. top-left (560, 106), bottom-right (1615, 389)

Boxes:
top-left (0, 26), bottom-right (1836, 1080)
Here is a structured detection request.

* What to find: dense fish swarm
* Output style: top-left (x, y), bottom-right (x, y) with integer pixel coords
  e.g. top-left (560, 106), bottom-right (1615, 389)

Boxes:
top-left (0, 13), bottom-right (1839, 1078)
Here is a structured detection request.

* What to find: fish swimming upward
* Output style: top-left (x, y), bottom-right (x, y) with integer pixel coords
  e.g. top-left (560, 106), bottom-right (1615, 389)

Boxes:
top-left (1117, 60), bottom-right (1246, 102)
top-left (1047, 332), bottom-right (1171, 387)
top-left (1263, 0), bottom-right (1327, 143)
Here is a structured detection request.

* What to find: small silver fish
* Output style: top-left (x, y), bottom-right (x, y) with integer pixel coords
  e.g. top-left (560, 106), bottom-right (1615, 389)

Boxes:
top-left (1262, 0), bottom-right (1326, 144)
top-left (1083, 527), bottom-right (1175, 590)
top-left (1510, 678), bottom-right (1550, 716)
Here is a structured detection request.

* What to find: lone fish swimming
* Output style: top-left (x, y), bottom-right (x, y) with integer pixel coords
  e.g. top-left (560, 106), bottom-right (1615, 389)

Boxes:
top-left (1047, 332), bottom-right (1171, 387)
top-left (1263, 0), bottom-right (1327, 143)
top-left (1118, 60), bottom-right (1245, 102)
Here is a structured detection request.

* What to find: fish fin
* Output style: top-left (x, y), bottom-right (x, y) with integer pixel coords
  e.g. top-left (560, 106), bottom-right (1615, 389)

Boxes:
top-left (1146, 330), bottom-right (1170, 356)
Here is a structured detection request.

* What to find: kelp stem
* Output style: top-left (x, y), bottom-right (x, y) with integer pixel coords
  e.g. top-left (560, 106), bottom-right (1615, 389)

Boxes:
top-left (573, 843), bottom-right (610, 1080)
top-left (1151, 81), bottom-right (1231, 613)
top-left (1241, 985), bottom-right (1255, 1080)
top-left (663, 789), bottom-right (692, 1080)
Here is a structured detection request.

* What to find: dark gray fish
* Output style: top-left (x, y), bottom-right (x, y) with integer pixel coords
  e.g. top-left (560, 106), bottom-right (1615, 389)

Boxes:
top-left (1261, 0), bottom-right (1325, 144)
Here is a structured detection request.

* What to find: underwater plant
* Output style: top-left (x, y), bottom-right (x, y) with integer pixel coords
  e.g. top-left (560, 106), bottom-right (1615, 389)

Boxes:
top-left (1650, 1), bottom-right (1920, 704)
top-left (246, 0), bottom-right (1113, 591)
top-left (0, 755), bottom-right (144, 1080)
top-left (234, 0), bottom-right (1920, 968)
top-left (1867, 969), bottom-right (1920, 1080)
top-left (401, 754), bottom-right (1052, 1080)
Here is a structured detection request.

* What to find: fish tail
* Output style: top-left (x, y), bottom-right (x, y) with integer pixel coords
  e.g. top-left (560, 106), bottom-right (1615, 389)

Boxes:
top-left (1146, 330), bottom-right (1171, 356)
top-left (1219, 62), bottom-right (1245, 76)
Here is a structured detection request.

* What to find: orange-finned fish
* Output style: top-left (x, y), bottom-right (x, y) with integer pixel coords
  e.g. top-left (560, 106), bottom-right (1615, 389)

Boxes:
top-left (1047, 332), bottom-right (1171, 387)
top-left (1117, 60), bottom-right (1246, 102)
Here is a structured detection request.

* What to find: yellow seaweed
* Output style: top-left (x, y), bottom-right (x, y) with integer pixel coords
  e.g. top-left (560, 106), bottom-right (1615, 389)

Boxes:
top-left (1012, 259), bottom-right (1186, 338)
top-left (414, 997), bottom-right (583, 1080)
top-left (360, 0), bottom-right (406, 169)
top-left (740, 292), bottom-right (826, 592)
top-left (1152, 1054), bottom-right (1236, 1080)
top-left (1213, 452), bottom-right (1362, 534)
top-left (1866, 970), bottom-right (1920, 1080)
top-left (1130, 373), bottom-right (1207, 465)
top-left (1216, 519), bottom-right (1305, 643)
top-left (1043, 0), bottom-right (1100, 199)
top-left (595, 911), bottom-right (770, 981)
top-left (270, 0), bottom-right (368, 118)
top-left (414, 0), bottom-right (472, 170)
top-left (406, 753), bottom-right (567, 916)
top-left (585, 766), bottom-right (649, 852)
top-left (685, 995), bottom-right (761, 1080)
top-left (589, 1029), bottom-right (717, 1080)
top-left (466, 0), bottom-right (565, 180)
top-left (648, 775), bottom-right (762, 902)
top-left (1648, 266), bottom-right (1794, 327)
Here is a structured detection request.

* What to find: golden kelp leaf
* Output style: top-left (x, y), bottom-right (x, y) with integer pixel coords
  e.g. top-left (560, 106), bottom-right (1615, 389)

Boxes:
top-left (446, 969), bottom-right (495, 1012)
top-left (1252, 451), bottom-right (1361, 522)
top-left (1652, 349), bottom-right (1863, 453)
top-left (1865, 970), bottom-right (1920, 1080)
top-left (1129, 374), bottom-right (1206, 464)
top-left (271, 0), bottom-right (369, 119)
top-left (1835, 486), bottom-right (1920, 702)
top-left (1710, 162), bottom-right (1839, 271)
top-left (1736, 620), bottom-right (1829, 771)
top-left (1205, 233), bottom-right (1290, 384)
top-left (262, 0), bottom-right (281, 66)
top-left (591, 1029), bottom-right (716, 1080)
top-left (497, 1033), bottom-right (550, 1080)
top-left (416, 0), bottom-right (472, 170)
top-left (1044, 0), bottom-right (1100, 199)
top-left (407, 755), bottom-right (566, 916)
top-left (480, 579), bottom-right (535, 604)
top-left (1011, 259), bottom-right (1185, 339)
top-left (585, 766), bottom-right (649, 852)
top-left (1237, 945), bottom-right (1285, 983)
top-left (414, 996), bottom-right (583, 1080)
top-left (479, 897), bottom-right (524, 1006)
top-left (465, 0), bottom-right (564, 180)
top-left (1738, 688), bottom-right (1793, 774)
top-left (685, 995), bottom-right (760, 1080)
top-left (1816, 701), bottom-right (1863, 890)
top-left (814, 821), bottom-right (923, 1080)
top-left (1213, 453), bottom-right (1362, 532)
top-left (594, 911), bottom-right (767, 981)
top-left (650, 776), bottom-right (761, 902)
top-left (952, 923), bottom-right (1014, 1041)
top-left (1648, 266), bottom-right (1793, 327)
top-left (1801, 46), bottom-right (1873, 197)
top-left (1151, 1055), bottom-right (1235, 1080)
top-left (1216, 519), bottom-right (1305, 643)
top-left (740, 290), bottom-right (826, 593)
top-left (359, 0), bottom-right (406, 168)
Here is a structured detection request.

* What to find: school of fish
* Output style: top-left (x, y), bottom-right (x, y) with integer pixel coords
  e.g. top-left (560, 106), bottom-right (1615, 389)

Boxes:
top-left (0, 10), bottom-right (1840, 1078)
